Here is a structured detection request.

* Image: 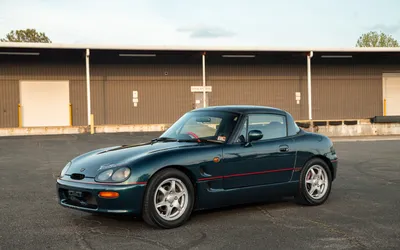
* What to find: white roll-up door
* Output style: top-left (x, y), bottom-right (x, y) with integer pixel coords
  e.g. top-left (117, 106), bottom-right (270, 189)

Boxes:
top-left (383, 75), bottom-right (400, 116)
top-left (19, 80), bottom-right (70, 127)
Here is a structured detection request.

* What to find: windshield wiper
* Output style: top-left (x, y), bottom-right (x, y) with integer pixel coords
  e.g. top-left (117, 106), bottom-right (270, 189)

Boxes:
top-left (179, 138), bottom-right (224, 144)
top-left (151, 137), bottom-right (178, 145)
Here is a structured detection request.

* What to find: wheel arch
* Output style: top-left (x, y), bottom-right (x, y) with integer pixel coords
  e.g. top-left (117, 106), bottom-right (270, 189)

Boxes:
top-left (140, 165), bottom-right (198, 214)
top-left (307, 155), bottom-right (335, 180)
top-left (140, 165), bottom-right (198, 228)
top-left (146, 165), bottom-right (198, 188)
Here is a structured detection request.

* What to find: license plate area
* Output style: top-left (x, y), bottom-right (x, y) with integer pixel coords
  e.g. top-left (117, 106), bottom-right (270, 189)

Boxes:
top-left (68, 190), bottom-right (83, 198)
top-left (59, 188), bottom-right (98, 209)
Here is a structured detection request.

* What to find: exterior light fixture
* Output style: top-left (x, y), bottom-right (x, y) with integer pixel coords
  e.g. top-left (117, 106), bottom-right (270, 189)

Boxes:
top-left (0, 52), bottom-right (40, 56)
top-left (119, 53), bottom-right (156, 57)
top-left (221, 55), bottom-right (256, 58)
top-left (320, 55), bottom-right (353, 58)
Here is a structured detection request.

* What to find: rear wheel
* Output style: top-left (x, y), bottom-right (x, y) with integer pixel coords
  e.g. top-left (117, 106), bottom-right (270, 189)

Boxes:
top-left (142, 168), bottom-right (194, 229)
top-left (295, 158), bottom-right (332, 206)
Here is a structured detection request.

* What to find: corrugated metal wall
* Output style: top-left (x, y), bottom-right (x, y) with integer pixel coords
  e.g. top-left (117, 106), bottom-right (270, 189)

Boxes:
top-left (207, 64), bottom-right (308, 120)
top-left (0, 79), bottom-right (19, 128)
top-left (207, 64), bottom-right (396, 120)
top-left (311, 65), bottom-right (387, 120)
top-left (0, 61), bottom-right (396, 128)
top-left (89, 64), bottom-right (202, 125)
top-left (0, 64), bottom-right (87, 128)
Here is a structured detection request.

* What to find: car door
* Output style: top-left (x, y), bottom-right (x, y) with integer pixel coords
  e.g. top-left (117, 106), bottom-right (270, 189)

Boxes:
top-left (222, 112), bottom-right (296, 190)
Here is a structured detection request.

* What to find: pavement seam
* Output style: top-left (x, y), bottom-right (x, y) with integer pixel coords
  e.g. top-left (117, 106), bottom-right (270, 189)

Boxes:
top-left (295, 217), bottom-right (368, 250)
top-left (257, 206), bottom-right (368, 249)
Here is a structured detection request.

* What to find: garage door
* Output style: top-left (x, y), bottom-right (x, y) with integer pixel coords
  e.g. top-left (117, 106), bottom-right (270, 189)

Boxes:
top-left (19, 81), bottom-right (70, 127)
top-left (383, 76), bottom-right (400, 116)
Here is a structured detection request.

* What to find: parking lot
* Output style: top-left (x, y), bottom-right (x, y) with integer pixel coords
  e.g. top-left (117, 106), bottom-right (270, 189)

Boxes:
top-left (0, 132), bottom-right (399, 250)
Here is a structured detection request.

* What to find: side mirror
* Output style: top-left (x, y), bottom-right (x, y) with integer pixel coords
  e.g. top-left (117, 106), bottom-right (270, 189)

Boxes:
top-left (248, 130), bottom-right (263, 142)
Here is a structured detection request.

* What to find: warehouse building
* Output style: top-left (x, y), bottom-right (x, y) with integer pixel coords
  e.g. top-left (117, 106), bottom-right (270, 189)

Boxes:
top-left (0, 42), bottom-right (400, 130)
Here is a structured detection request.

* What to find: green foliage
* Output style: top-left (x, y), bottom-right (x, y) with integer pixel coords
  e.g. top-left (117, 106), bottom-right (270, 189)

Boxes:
top-left (0, 29), bottom-right (51, 43)
top-left (356, 31), bottom-right (399, 47)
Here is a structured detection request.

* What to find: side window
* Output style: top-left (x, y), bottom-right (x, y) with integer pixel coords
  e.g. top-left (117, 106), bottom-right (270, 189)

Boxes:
top-left (248, 114), bottom-right (287, 140)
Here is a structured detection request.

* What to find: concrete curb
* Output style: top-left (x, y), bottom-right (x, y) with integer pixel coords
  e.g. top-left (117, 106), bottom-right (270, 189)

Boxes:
top-left (0, 126), bottom-right (88, 136)
top-left (1, 124), bottom-right (400, 141)
top-left (0, 124), bottom-right (170, 137)
top-left (331, 136), bottom-right (400, 142)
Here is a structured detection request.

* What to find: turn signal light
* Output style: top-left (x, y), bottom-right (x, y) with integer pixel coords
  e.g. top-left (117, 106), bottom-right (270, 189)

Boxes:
top-left (98, 191), bottom-right (119, 199)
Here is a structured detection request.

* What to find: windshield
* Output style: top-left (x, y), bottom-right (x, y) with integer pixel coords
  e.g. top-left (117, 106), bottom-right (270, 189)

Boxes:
top-left (160, 110), bottom-right (240, 143)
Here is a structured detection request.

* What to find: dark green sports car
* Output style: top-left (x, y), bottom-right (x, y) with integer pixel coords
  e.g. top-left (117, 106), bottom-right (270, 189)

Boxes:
top-left (57, 105), bottom-right (338, 229)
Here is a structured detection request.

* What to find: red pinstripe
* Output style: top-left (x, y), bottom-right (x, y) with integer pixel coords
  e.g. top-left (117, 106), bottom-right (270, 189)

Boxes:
top-left (198, 167), bottom-right (296, 181)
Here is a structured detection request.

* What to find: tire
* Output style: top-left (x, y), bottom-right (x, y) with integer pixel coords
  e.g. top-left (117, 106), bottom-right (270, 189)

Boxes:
top-left (142, 168), bottom-right (195, 229)
top-left (295, 158), bottom-right (332, 206)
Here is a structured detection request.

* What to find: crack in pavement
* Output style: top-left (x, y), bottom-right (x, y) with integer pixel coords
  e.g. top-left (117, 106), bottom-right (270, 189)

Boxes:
top-left (256, 206), bottom-right (368, 249)
top-left (175, 231), bottom-right (207, 250)
top-left (353, 158), bottom-right (400, 185)
top-left (72, 217), bottom-right (208, 250)
top-left (256, 206), bottom-right (306, 229)
top-left (257, 206), bottom-right (274, 220)
top-left (75, 231), bottom-right (93, 250)
top-left (73, 218), bottom-right (172, 250)
top-left (295, 217), bottom-right (368, 249)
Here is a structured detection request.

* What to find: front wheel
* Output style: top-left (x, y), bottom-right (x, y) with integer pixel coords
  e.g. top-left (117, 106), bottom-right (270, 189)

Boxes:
top-left (295, 158), bottom-right (332, 206)
top-left (142, 168), bottom-right (195, 229)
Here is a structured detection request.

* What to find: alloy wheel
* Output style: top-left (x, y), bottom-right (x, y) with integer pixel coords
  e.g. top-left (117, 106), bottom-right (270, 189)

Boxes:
top-left (153, 178), bottom-right (189, 221)
top-left (305, 165), bottom-right (329, 200)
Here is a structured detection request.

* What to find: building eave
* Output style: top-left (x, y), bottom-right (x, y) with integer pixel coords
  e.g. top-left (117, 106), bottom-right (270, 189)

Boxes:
top-left (1, 42), bottom-right (400, 53)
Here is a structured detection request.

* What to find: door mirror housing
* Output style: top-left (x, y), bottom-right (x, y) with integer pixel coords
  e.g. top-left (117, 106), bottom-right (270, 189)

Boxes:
top-left (248, 130), bottom-right (263, 142)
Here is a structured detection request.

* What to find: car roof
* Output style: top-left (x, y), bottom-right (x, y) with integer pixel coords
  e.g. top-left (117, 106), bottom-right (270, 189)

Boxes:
top-left (191, 105), bottom-right (287, 115)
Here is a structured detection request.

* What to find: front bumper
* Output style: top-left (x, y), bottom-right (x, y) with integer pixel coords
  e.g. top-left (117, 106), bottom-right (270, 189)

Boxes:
top-left (56, 178), bottom-right (146, 215)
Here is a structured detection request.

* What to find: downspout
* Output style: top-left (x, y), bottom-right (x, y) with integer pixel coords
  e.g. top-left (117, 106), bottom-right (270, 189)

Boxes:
top-left (85, 49), bottom-right (92, 128)
top-left (202, 52), bottom-right (206, 108)
top-left (307, 51), bottom-right (313, 130)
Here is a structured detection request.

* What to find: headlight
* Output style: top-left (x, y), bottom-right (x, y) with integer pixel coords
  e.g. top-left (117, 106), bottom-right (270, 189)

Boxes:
top-left (112, 167), bottom-right (131, 182)
top-left (95, 167), bottom-right (131, 183)
top-left (60, 162), bottom-right (72, 177)
top-left (97, 169), bottom-right (114, 181)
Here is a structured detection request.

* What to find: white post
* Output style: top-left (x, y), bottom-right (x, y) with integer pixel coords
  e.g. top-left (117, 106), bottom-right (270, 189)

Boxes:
top-left (202, 52), bottom-right (206, 108)
top-left (307, 51), bottom-right (313, 121)
top-left (86, 49), bottom-right (91, 125)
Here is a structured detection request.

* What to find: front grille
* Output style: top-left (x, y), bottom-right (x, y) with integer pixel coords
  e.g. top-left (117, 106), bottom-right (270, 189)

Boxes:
top-left (70, 173), bottom-right (85, 180)
top-left (58, 188), bottom-right (98, 210)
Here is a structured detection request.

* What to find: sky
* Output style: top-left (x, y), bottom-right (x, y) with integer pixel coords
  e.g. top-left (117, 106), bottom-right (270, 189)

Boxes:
top-left (0, 0), bottom-right (400, 48)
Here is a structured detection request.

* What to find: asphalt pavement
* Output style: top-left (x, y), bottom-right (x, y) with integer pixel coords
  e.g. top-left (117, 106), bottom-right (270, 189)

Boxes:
top-left (0, 132), bottom-right (399, 250)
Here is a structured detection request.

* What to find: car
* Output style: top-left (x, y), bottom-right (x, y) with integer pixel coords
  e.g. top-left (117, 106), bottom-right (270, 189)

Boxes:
top-left (56, 105), bottom-right (338, 229)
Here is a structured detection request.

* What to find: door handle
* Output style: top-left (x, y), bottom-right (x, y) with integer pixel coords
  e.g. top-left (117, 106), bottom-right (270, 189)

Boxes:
top-left (279, 145), bottom-right (289, 152)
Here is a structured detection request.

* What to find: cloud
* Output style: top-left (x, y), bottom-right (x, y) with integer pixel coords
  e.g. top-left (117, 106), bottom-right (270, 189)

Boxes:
top-left (370, 22), bottom-right (400, 34)
top-left (177, 25), bottom-right (235, 38)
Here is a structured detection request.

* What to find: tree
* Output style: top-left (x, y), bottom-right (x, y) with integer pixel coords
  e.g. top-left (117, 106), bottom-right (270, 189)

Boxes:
top-left (0, 29), bottom-right (51, 43)
top-left (356, 31), bottom-right (399, 47)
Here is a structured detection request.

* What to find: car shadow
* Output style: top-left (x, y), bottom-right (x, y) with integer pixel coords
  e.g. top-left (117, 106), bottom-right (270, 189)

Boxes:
top-left (191, 196), bottom-right (296, 217)
top-left (73, 196), bottom-right (297, 229)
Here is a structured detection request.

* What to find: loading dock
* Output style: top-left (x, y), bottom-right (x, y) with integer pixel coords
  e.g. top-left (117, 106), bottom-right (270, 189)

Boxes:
top-left (1, 43), bottom-right (400, 130)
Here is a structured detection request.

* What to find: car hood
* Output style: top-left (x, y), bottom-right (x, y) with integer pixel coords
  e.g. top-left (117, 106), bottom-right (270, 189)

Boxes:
top-left (66, 141), bottom-right (197, 178)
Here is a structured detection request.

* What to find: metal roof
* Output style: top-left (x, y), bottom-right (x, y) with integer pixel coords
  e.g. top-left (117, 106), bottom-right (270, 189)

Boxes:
top-left (1, 42), bottom-right (400, 52)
